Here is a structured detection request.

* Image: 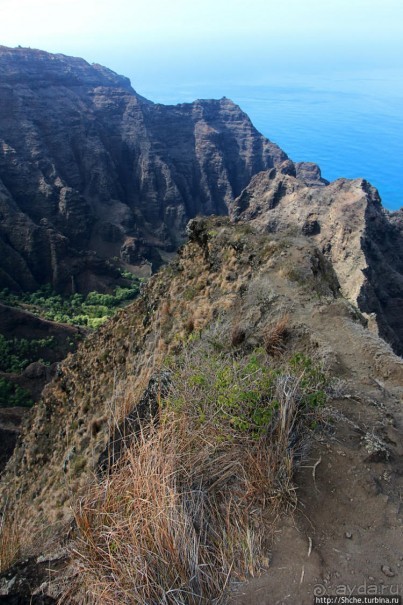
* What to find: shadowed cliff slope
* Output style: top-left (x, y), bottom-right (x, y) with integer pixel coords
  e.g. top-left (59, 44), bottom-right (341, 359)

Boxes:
top-left (0, 46), bottom-right (302, 294)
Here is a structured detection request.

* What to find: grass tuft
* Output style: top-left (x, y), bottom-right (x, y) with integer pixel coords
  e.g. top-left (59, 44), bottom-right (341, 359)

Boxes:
top-left (0, 508), bottom-right (20, 573)
top-left (263, 314), bottom-right (289, 356)
top-left (66, 335), bottom-right (327, 604)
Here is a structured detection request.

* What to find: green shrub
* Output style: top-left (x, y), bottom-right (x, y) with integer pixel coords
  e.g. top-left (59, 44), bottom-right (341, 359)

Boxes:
top-left (165, 342), bottom-right (328, 440)
top-left (0, 335), bottom-right (55, 373)
top-left (0, 378), bottom-right (33, 408)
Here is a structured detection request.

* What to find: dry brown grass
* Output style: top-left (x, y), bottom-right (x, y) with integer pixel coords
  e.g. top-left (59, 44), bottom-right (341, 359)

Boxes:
top-left (65, 322), bottom-right (328, 605)
top-left (67, 416), bottom-right (291, 604)
top-left (263, 314), bottom-right (289, 356)
top-left (184, 317), bottom-right (195, 334)
top-left (0, 508), bottom-right (20, 573)
top-left (230, 324), bottom-right (246, 347)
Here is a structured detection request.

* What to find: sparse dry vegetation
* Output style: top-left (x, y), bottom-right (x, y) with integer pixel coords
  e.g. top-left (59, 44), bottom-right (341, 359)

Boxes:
top-left (263, 314), bottom-right (289, 356)
top-left (67, 328), bottom-right (328, 604)
top-left (0, 508), bottom-right (20, 573)
top-left (230, 324), bottom-right (246, 347)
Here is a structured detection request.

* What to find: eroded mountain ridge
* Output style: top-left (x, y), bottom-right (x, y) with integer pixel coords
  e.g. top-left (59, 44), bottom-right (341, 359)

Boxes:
top-left (0, 46), bottom-right (402, 604)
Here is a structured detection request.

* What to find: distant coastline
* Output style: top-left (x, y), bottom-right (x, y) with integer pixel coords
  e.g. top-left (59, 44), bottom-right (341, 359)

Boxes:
top-left (136, 68), bottom-right (403, 211)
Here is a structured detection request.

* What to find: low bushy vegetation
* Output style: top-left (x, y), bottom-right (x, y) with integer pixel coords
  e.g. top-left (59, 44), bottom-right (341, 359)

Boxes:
top-left (69, 327), bottom-right (329, 604)
top-left (0, 378), bottom-right (33, 408)
top-left (0, 277), bottom-right (142, 329)
top-left (0, 334), bottom-right (55, 373)
top-left (165, 345), bottom-right (326, 439)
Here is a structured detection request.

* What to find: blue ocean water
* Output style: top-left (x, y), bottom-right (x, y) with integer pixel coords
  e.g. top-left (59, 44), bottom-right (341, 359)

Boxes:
top-left (138, 69), bottom-right (403, 211)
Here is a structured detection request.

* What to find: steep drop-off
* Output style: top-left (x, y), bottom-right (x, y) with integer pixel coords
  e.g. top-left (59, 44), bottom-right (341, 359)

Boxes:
top-left (0, 45), bottom-right (303, 294)
top-left (0, 218), bottom-right (402, 603)
top-left (232, 167), bottom-right (403, 356)
top-left (0, 45), bottom-right (403, 604)
top-left (1, 46), bottom-right (401, 360)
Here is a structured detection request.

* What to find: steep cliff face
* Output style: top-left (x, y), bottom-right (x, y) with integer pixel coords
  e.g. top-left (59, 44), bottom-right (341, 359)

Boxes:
top-left (1, 217), bottom-right (402, 602)
top-left (231, 168), bottom-right (403, 355)
top-left (0, 46), bottom-right (295, 293)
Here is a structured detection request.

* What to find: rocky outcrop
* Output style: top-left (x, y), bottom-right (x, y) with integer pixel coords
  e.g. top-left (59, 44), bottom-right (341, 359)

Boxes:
top-left (0, 46), bottom-right (301, 294)
top-left (231, 168), bottom-right (403, 355)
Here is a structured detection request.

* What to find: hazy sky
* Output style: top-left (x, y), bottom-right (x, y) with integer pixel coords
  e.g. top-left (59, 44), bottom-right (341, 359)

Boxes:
top-left (1, 0), bottom-right (403, 92)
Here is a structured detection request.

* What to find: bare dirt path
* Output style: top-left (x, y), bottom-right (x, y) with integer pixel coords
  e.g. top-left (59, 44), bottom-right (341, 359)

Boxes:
top-left (232, 265), bottom-right (403, 604)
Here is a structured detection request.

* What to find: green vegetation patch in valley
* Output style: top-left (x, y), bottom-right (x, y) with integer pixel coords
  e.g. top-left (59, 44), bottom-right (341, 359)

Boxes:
top-left (0, 378), bottom-right (33, 408)
top-left (0, 334), bottom-right (55, 373)
top-left (0, 277), bottom-right (142, 329)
